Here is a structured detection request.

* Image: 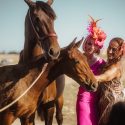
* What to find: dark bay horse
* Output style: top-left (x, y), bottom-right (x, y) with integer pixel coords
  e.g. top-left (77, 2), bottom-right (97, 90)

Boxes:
top-left (19, 0), bottom-right (64, 124)
top-left (22, 0), bottom-right (60, 63)
top-left (0, 40), bottom-right (98, 125)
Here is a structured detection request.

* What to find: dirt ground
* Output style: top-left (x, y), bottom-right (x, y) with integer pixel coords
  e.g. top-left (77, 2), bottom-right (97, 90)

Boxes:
top-left (0, 54), bottom-right (79, 125)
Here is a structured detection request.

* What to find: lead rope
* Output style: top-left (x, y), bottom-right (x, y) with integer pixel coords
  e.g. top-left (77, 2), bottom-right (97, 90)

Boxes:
top-left (0, 63), bottom-right (48, 112)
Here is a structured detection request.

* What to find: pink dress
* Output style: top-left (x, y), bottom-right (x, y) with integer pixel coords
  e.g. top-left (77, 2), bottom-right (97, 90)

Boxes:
top-left (76, 58), bottom-right (105, 125)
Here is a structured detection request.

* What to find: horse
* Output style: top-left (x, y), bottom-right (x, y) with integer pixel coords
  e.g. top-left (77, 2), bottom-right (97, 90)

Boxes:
top-left (19, 0), bottom-right (64, 124)
top-left (0, 39), bottom-right (98, 125)
top-left (21, 0), bottom-right (60, 63)
top-left (36, 77), bottom-right (65, 125)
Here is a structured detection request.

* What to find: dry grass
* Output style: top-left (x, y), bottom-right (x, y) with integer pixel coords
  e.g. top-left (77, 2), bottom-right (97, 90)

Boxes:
top-left (0, 54), bottom-right (19, 64)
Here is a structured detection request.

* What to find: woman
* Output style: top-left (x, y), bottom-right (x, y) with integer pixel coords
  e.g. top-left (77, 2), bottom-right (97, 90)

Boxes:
top-left (76, 17), bottom-right (107, 125)
top-left (96, 37), bottom-right (125, 125)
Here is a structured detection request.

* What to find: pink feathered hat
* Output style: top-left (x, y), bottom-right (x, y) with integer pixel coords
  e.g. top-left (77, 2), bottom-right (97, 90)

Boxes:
top-left (84, 16), bottom-right (107, 49)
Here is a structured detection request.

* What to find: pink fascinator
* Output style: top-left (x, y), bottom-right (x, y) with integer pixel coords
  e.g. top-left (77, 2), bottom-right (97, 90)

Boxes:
top-left (86, 16), bottom-right (107, 48)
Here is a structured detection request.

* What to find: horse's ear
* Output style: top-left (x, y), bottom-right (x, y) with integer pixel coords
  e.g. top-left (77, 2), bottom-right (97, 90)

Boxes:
top-left (24, 0), bottom-right (36, 7)
top-left (74, 37), bottom-right (84, 49)
top-left (60, 37), bottom-right (77, 57)
top-left (47, 0), bottom-right (54, 5)
top-left (67, 37), bottom-right (77, 50)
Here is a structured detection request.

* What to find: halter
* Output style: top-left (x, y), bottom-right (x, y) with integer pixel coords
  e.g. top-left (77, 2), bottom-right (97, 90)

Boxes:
top-left (29, 9), bottom-right (57, 44)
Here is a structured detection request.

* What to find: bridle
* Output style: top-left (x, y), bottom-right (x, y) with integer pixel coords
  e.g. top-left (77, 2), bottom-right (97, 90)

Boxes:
top-left (28, 8), bottom-right (60, 59)
top-left (28, 9), bottom-right (57, 44)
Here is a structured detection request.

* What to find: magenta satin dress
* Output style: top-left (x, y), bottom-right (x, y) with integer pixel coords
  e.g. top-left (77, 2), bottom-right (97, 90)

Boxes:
top-left (76, 58), bottom-right (105, 125)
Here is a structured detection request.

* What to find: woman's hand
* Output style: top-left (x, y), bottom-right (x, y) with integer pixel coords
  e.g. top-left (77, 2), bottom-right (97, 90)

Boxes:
top-left (114, 85), bottom-right (122, 94)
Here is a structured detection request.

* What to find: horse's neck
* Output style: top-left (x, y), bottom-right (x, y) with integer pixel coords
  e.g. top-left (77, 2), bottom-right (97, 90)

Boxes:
top-left (23, 42), bottom-right (43, 62)
top-left (32, 44), bottom-right (43, 58)
top-left (31, 61), bottom-right (62, 98)
top-left (22, 13), bottom-right (43, 63)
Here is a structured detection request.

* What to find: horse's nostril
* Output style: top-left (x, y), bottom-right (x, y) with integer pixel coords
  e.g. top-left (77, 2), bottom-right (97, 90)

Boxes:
top-left (49, 48), bottom-right (54, 56)
top-left (48, 48), bottom-right (60, 59)
top-left (91, 83), bottom-right (98, 91)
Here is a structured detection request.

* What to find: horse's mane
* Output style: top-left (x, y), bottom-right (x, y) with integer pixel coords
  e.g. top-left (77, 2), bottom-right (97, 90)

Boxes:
top-left (36, 1), bottom-right (56, 20)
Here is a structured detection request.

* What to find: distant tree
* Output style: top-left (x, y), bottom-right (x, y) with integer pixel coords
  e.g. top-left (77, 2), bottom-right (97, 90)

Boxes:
top-left (8, 51), bottom-right (19, 54)
top-left (0, 51), bottom-right (6, 54)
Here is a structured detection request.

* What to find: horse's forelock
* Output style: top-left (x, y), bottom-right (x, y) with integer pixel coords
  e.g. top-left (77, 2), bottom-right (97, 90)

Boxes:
top-left (36, 1), bottom-right (56, 20)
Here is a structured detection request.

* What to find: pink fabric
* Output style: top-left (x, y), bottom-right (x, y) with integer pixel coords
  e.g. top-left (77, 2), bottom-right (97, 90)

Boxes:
top-left (76, 58), bottom-right (106, 125)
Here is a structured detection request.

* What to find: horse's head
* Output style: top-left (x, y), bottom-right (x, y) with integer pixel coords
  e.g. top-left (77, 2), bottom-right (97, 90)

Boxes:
top-left (24, 0), bottom-right (60, 60)
top-left (60, 38), bottom-right (98, 91)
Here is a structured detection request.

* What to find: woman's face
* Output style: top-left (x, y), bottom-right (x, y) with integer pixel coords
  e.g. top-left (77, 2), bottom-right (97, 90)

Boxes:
top-left (107, 40), bottom-right (121, 61)
top-left (84, 38), bottom-right (97, 56)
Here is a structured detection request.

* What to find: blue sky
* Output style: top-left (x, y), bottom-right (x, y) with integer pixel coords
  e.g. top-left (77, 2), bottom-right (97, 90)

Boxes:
top-left (0, 0), bottom-right (125, 52)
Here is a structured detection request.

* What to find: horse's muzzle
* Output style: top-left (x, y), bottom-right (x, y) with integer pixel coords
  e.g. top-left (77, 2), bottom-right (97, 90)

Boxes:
top-left (48, 48), bottom-right (60, 60)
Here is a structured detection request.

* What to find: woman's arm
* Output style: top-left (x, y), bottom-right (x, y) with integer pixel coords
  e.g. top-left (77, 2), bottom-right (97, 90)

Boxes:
top-left (96, 64), bottom-right (121, 83)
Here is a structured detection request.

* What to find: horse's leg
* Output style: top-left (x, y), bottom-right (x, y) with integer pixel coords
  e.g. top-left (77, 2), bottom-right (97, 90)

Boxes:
top-left (37, 84), bottom-right (55, 125)
top-left (43, 101), bottom-right (55, 125)
top-left (39, 81), bottom-right (56, 125)
top-left (20, 113), bottom-right (35, 125)
top-left (55, 75), bottom-right (65, 125)
top-left (55, 95), bottom-right (64, 125)
top-left (0, 111), bottom-right (16, 125)
top-left (56, 75), bottom-right (65, 97)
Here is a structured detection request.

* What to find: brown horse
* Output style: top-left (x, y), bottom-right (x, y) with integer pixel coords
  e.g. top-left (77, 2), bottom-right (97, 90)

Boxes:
top-left (19, 0), bottom-right (64, 125)
top-left (21, 0), bottom-right (60, 63)
top-left (0, 40), bottom-right (98, 125)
